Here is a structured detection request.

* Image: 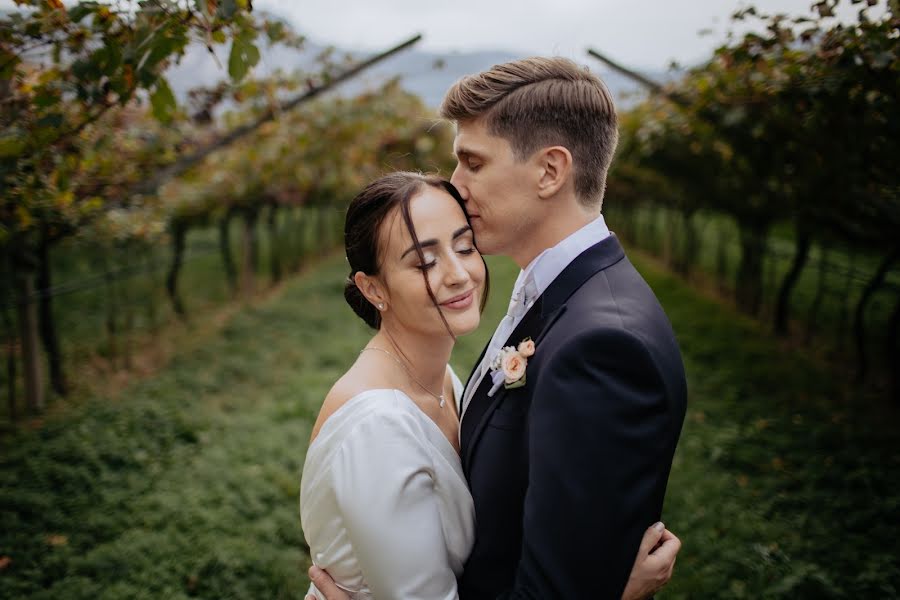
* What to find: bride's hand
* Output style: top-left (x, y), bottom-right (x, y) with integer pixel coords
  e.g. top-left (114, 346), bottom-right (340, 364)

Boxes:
top-left (621, 522), bottom-right (681, 600)
top-left (305, 566), bottom-right (350, 600)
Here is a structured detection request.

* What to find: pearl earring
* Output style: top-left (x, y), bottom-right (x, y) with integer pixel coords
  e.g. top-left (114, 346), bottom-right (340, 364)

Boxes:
top-left (378, 303), bottom-right (385, 310)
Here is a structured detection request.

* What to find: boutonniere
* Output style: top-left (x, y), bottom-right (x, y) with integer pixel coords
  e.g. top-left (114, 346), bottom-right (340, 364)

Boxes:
top-left (487, 337), bottom-right (536, 397)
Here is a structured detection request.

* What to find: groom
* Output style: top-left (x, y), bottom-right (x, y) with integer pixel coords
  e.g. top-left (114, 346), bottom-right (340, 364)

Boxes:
top-left (311, 57), bottom-right (686, 599)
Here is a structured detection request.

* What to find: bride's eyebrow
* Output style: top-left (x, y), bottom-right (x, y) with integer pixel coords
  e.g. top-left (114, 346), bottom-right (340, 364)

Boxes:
top-left (400, 225), bottom-right (472, 259)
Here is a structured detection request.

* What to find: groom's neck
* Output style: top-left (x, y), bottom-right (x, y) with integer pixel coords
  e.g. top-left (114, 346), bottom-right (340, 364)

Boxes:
top-left (511, 205), bottom-right (601, 269)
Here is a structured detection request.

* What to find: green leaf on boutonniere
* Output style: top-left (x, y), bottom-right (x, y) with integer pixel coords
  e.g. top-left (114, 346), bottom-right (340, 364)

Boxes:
top-left (505, 374), bottom-right (526, 390)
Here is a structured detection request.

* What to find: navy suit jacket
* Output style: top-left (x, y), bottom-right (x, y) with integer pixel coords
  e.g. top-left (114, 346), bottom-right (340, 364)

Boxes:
top-left (458, 235), bottom-right (687, 600)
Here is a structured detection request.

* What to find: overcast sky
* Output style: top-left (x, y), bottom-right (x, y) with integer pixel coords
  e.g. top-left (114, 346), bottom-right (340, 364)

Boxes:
top-left (254, 0), bottom-right (869, 69)
top-left (0, 1), bottom-right (873, 69)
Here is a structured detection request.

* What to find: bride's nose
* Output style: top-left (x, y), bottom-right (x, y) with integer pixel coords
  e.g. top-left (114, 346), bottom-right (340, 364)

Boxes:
top-left (443, 254), bottom-right (470, 287)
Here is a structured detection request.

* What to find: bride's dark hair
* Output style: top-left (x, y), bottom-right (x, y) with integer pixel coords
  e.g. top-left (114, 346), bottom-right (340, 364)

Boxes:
top-left (343, 172), bottom-right (490, 331)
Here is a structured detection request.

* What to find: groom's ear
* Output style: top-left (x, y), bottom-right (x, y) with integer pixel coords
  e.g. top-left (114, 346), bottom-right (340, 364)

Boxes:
top-left (536, 146), bottom-right (573, 199)
top-left (353, 271), bottom-right (387, 308)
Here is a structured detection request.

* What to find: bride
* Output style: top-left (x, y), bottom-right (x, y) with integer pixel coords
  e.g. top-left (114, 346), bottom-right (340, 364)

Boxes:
top-left (300, 172), bottom-right (678, 600)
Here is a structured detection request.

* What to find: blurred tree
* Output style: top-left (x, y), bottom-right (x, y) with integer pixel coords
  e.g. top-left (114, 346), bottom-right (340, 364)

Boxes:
top-left (610, 0), bottom-right (899, 389)
top-left (0, 0), bottom-right (301, 410)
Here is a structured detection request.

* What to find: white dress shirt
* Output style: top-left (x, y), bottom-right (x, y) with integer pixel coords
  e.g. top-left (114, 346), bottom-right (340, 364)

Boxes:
top-left (300, 369), bottom-right (473, 600)
top-left (460, 214), bottom-right (611, 419)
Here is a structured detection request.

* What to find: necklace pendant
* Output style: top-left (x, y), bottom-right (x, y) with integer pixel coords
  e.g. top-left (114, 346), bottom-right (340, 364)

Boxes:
top-left (439, 396), bottom-right (445, 408)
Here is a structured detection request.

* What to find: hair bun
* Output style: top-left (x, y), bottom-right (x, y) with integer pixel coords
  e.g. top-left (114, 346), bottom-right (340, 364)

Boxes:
top-left (343, 275), bottom-right (380, 329)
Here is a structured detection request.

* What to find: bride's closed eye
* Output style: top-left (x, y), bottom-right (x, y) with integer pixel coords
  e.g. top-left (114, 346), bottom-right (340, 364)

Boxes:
top-left (415, 247), bottom-right (475, 270)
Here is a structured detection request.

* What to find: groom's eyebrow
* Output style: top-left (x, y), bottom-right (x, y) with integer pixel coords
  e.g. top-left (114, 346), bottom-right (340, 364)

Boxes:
top-left (401, 225), bottom-right (472, 259)
top-left (454, 146), bottom-right (484, 161)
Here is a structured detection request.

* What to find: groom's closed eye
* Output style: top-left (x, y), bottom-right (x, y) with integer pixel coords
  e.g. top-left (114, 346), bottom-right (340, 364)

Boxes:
top-left (455, 149), bottom-right (485, 172)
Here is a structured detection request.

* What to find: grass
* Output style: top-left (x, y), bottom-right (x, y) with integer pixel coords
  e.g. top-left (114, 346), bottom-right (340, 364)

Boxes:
top-left (644, 251), bottom-right (900, 597)
top-left (1, 246), bottom-right (898, 598)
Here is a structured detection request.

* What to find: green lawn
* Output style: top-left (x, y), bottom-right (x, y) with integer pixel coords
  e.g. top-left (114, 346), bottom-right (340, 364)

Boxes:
top-left (1, 248), bottom-right (897, 598)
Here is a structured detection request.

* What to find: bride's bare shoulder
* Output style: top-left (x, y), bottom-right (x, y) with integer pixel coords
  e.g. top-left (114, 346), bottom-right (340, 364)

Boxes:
top-left (323, 374), bottom-right (369, 410)
top-left (309, 368), bottom-right (392, 443)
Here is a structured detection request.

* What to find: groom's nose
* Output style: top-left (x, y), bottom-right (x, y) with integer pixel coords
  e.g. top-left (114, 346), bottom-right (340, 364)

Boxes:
top-left (450, 165), bottom-right (469, 201)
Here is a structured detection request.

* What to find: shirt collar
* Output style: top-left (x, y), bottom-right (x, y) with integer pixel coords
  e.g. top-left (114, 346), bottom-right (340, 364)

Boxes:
top-left (516, 214), bottom-right (611, 305)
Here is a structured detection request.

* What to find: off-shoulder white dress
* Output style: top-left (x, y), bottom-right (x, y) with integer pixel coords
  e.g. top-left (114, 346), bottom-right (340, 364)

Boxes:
top-left (300, 368), bottom-right (474, 600)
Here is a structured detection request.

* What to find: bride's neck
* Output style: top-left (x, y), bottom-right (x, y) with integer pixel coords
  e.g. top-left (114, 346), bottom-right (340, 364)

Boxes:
top-left (372, 321), bottom-right (453, 390)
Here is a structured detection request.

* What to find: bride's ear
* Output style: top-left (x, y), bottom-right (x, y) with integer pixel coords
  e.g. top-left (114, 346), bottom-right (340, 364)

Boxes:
top-left (353, 271), bottom-right (388, 311)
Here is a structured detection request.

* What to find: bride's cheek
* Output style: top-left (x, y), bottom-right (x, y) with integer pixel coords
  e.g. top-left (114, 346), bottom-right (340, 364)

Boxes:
top-left (472, 259), bottom-right (486, 284)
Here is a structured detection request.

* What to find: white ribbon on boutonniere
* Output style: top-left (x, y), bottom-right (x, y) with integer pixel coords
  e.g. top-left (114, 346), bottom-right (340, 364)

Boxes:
top-left (487, 337), bottom-right (536, 397)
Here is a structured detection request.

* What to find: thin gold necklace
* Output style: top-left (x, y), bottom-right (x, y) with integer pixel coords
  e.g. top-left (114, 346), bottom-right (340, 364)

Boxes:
top-left (360, 346), bottom-right (446, 408)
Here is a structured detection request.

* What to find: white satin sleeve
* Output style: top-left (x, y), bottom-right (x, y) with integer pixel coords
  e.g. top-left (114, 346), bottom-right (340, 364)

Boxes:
top-left (331, 395), bottom-right (459, 600)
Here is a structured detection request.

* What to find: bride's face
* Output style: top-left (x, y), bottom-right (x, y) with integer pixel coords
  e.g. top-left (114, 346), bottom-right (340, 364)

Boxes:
top-left (377, 186), bottom-right (485, 338)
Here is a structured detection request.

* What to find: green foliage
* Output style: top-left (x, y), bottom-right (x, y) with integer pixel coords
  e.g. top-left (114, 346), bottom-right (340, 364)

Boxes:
top-left (612, 0), bottom-right (900, 345)
top-left (1, 1), bottom-right (445, 413)
top-left (159, 79), bottom-right (453, 226)
top-left (149, 78), bottom-right (177, 123)
top-left (227, 27), bottom-right (260, 82)
top-left (0, 0), bottom-right (302, 248)
top-left (617, 0), bottom-right (900, 245)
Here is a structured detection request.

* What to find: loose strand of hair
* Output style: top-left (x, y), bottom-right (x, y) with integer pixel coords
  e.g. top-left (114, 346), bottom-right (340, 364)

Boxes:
top-left (399, 188), bottom-right (456, 341)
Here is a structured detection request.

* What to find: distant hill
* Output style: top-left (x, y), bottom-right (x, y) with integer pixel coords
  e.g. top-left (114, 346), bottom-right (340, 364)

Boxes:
top-left (166, 40), bottom-right (669, 113)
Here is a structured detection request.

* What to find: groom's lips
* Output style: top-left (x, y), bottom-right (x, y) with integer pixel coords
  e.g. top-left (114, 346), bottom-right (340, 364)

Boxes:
top-left (441, 289), bottom-right (475, 310)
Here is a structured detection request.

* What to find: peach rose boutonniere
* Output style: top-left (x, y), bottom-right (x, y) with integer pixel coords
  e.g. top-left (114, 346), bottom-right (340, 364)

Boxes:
top-left (487, 337), bottom-right (535, 397)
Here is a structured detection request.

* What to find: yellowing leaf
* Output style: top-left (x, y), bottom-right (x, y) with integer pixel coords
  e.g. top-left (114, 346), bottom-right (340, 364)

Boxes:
top-left (16, 205), bottom-right (32, 228)
top-left (56, 190), bottom-right (74, 208)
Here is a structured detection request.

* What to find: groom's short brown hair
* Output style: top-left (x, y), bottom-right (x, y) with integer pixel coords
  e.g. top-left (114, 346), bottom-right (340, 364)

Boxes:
top-left (440, 57), bottom-right (618, 208)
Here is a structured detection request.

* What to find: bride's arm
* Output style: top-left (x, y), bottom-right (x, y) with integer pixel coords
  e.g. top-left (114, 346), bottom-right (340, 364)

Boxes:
top-left (330, 404), bottom-right (460, 600)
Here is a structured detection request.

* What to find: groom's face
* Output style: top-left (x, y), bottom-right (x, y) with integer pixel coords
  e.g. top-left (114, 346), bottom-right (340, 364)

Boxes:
top-left (450, 119), bottom-right (539, 258)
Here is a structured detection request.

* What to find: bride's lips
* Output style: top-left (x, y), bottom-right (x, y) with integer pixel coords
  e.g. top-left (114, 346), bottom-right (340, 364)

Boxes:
top-left (441, 289), bottom-right (475, 310)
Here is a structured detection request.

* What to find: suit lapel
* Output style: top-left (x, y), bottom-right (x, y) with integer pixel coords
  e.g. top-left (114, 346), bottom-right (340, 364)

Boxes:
top-left (464, 343), bottom-right (490, 391)
top-left (461, 300), bottom-right (566, 472)
top-left (460, 234), bottom-right (627, 472)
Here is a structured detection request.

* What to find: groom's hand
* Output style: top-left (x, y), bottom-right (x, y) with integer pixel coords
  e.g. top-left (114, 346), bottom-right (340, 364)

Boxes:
top-left (621, 522), bottom-right (681, 600)
top-left (305, 566), bottom-right (349, 600)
